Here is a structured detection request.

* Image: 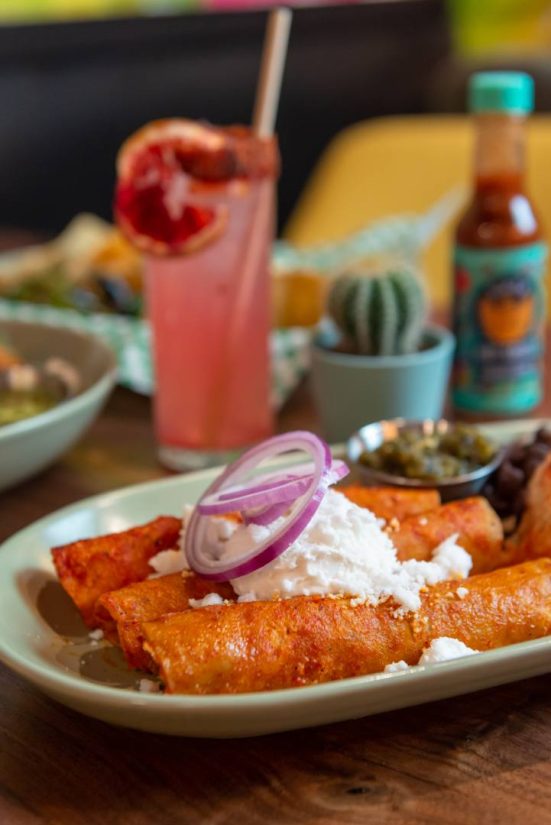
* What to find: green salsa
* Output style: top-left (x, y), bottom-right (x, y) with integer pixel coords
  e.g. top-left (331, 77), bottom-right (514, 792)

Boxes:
top-left (0, 389), bottom-right (59, 427)
top-left (359, 425), bottom-right (497, 482)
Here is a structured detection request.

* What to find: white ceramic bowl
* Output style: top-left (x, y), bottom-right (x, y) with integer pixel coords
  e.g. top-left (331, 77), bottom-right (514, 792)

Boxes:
top-left (0, 320), bottom-right (117, 491)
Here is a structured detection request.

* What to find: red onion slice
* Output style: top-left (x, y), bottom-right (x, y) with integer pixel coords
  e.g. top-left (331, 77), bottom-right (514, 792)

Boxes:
top-left (198, 459), bottom-right (349, 516)
top-left (242, 460), bottom-right (349, 526)
top-left (185, 431), bottom-right (341, 580)
top-left (242, 499), bottom-right (292, 526)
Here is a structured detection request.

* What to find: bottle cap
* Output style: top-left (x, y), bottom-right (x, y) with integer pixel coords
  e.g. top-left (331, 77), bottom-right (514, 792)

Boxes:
top-left (469, 72), bottom-right (534, 115)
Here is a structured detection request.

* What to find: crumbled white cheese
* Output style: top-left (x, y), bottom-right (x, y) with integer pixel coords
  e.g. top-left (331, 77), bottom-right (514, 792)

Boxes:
top-left (150, 503), bottom-right (241, 578)
top-left (430, 534), bottom-right (472, 580)
top-left (147, 505), bottom-right (194, 577)
top-left (384, 660), bottom-right (410, 673)
top-left (418, 637), bottom-right (478, 664)
top-left (178, 504), bottom-right (196, 566)
top-left (173, 490), bottom-right (472, 611)
top-left (148, 549), bottom-right (187, 577)
top-left (237, 592), bottom-right (257, 603)
top-left (456, 586), bottom-right (469, 600)
top-left (188, 592), bottom-right (225, 609)
top-left (88, 628), bottom-right (104, 642)
top-left (138, 678), bottom-right (161, 693)
top-left (179, 503), bottom-right (236, 552)
top-left (148, 490), bottom-right (472, 612)
top-left (383, 637), bottom-right (478, 674)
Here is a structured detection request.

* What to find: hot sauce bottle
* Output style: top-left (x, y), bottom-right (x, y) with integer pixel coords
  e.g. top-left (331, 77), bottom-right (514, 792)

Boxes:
top-left (452, 72), bottom-right (547, 415)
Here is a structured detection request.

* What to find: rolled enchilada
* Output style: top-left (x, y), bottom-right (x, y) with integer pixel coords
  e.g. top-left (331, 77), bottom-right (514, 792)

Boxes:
top-left (95, 572), bottom-right (233, 669)
top-left (52, 516), bottom-right (181, 626)
top-left (141, 559), bottom-right (551, 694)
top-left (339, 486), bottom-right (440, 523)
top-left (392, 497), bottom-right (507, 573)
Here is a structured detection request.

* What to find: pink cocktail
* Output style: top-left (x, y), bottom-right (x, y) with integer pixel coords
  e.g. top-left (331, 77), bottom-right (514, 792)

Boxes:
top-left (147, 179), bottom-right (274, 467)
top-left (115, 121), bottom-right (278, 468)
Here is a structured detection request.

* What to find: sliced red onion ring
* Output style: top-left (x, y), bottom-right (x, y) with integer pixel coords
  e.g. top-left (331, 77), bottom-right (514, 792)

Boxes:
top-left (185, 431), bottom-right (345, 581)
top-left (242, 499), bottom-right (292, 527)
top-left (242, 460), bottom-right (350, 526)
top-left (198, 459), bottom-right (349, 516)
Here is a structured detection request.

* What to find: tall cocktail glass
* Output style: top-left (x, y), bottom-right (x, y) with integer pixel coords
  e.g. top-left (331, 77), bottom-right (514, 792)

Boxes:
top-left (146, 175), bottom-right (275, 469)
top-left (115, 121), bottom-right (278, 468)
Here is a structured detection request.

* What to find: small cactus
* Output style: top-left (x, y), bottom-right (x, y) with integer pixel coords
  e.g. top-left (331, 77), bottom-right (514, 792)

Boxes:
top-left (327, 268), bottom-right (427, 356)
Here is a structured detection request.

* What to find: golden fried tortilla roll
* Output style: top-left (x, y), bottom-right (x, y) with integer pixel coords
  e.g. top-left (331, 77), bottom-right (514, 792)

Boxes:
top-left (95, 573), bottom-right (234, 669)
top-left (338, 485), bottom-right (440, 523)
top-left (52, 516), bottom-right (181, 626)
top-left (141, 559), bottom-right (551, 694)
top-left (392, 496), bottom-right (507, 574)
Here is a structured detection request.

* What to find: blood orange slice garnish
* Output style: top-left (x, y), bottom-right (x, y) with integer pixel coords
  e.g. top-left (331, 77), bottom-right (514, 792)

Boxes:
top-left (114, 120), bottom-right (278, 256)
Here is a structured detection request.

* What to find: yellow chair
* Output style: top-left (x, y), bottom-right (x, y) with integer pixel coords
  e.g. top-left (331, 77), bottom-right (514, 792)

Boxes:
top-left (284, 115), bottom-right (551, 312)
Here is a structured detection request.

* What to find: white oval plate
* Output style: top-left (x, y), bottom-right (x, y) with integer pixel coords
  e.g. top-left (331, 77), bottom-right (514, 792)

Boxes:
top-left (1, 419), bottom-right (550, 738)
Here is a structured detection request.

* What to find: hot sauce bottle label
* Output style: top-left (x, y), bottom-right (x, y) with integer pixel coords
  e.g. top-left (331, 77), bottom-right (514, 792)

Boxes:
top-left (452, 242), bottom-right (547, 413)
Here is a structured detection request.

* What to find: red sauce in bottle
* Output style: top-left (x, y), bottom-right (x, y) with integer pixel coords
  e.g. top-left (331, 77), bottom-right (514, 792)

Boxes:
top-left (452, 76), bottom-right (547, 416)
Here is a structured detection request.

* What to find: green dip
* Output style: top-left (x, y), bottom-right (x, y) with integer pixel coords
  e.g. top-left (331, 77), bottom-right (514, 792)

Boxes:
top-left (359, 425), bottom-right (496, 482)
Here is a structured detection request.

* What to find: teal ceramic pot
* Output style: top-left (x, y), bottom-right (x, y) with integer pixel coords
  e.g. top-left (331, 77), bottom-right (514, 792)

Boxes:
top-left (311, 324), bottom-right (455, 443)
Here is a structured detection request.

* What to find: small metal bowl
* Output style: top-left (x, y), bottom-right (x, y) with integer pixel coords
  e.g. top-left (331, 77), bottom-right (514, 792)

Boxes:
top-left (347, 418), bottom-right (505, 502)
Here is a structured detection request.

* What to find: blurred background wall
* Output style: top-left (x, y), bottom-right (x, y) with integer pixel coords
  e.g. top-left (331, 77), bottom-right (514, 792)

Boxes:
top-left (1, 0), bottom-right (550, 234)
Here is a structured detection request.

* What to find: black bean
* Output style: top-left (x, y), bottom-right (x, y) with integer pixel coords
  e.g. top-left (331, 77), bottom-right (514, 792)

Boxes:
top-left (536, 427), bottom-right (551, 447)
top-left (506, 444), bottom-right (526, 466)
top-left (511, 489), bottom-right (526, 516)
top-left (493, 497), bottom-right (513, 517)
top-left (483, 428), bottom-right (551, 523)
top-left (523, 457), bottom-right (542, 480)
top-left (526, 442), bottom-right (551, 462)
top-left (495, 462), bottom-right (525, 496)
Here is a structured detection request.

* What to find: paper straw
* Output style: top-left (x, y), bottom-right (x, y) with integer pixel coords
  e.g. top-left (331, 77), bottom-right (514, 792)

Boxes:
top-left (253, 8), bottom-right (293, 138)
top-left (203, 9), bottom-right (292, 448)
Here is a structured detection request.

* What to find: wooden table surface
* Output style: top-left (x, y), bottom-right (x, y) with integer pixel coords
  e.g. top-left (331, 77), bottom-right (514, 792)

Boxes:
top-left (1, 243), bottom-right (551, 822)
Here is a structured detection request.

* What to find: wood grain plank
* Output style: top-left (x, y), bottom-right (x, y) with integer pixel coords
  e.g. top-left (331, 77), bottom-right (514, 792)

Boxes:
top-left (1, 660), bottom-right (551, 824)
